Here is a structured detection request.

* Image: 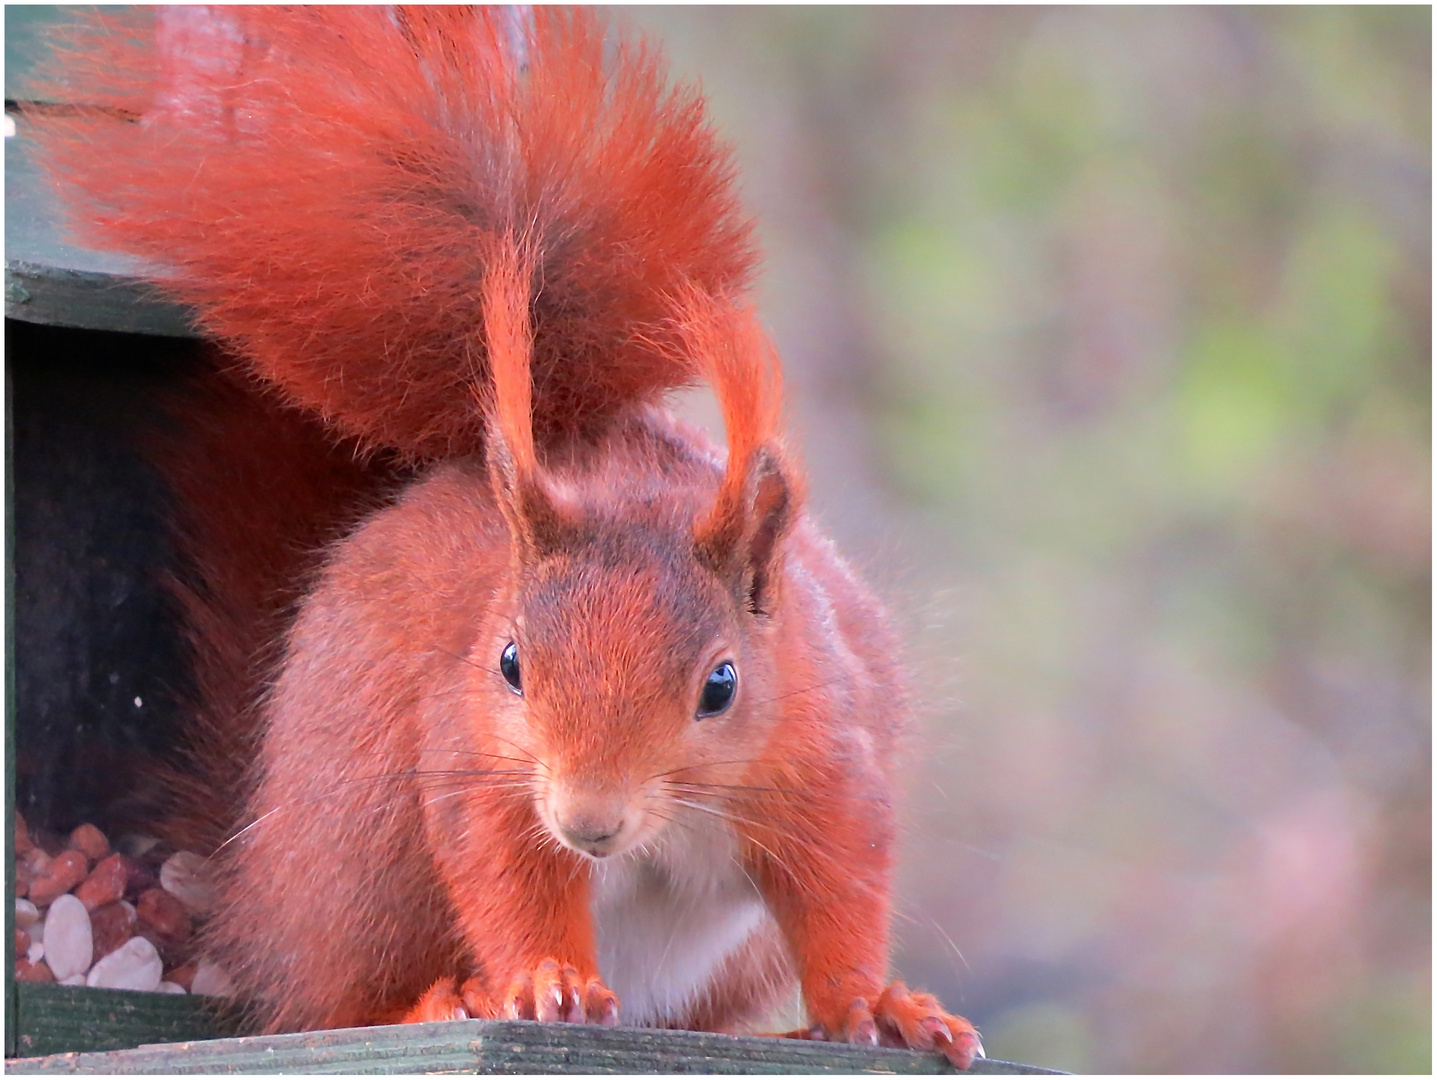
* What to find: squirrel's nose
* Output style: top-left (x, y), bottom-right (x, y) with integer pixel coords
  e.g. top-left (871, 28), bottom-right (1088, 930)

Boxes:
top-left (559, 818), bottom-right (620, 850)
top-left (550, 789), bottom-right (630, 857)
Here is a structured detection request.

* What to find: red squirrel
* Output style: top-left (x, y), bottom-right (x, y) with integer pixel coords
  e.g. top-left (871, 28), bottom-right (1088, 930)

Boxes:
top-left (28, 7), bottom-right (982, 1067)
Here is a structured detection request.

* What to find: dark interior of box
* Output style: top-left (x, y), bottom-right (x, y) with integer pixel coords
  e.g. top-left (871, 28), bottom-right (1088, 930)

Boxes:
top-left (9, 318), bottom-right (197, 841)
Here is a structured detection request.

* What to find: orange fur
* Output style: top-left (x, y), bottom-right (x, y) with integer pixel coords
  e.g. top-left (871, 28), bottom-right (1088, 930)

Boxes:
top-left (27, 6), bottom-right (980, 1068)
top-left (143, 355), bottom-right (407, 854)
top-left (26, 7), bottom-right (753, 458)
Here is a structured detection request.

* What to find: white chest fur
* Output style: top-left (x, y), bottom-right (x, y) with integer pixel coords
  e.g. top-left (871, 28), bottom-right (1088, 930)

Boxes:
top-left (589, 822), bottom-right (771, 1026)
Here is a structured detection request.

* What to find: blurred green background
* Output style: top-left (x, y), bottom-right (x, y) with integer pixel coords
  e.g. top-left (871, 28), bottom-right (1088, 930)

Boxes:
top-left (629, 6), bottom-right (1430, 1074)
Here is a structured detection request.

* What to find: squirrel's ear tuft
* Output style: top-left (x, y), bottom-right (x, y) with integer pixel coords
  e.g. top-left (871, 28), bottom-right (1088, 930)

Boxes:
top-left (676, 289), bottom-right (802, 615)
top-left (696, 443), bottom-right (799, 616)
top-left (482, 237), bottom-right (583, 559)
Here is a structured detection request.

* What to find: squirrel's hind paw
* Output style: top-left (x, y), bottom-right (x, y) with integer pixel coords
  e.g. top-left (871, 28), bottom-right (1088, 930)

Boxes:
top-left (801, 983), bottom-right (982, 1070)
top-left (501, 959), bottom-right (620, 1025)
top-left (872, 982), bottom-right (982, 1069)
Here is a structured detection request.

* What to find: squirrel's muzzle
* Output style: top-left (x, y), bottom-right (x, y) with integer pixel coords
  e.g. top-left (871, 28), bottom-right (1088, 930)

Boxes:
top-left (546, 785), bottom-right (634, 859)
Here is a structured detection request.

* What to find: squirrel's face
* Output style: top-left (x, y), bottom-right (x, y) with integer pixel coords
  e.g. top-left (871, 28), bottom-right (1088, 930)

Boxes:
top-left (481, 527), bottom-right (780, 861)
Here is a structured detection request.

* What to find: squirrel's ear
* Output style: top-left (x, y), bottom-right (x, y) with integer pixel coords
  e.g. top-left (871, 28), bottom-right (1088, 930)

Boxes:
top-left (482, 235), bottom-right (584, 560)
top-left (675, 288), bottom-right (801, 616)
top-left (485, 430), bottom-right (582, 561)
top-left (696, 443), bottom-right (798, 616)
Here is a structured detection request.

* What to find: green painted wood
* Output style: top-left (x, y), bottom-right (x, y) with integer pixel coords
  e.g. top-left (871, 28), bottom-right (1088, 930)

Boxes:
top-left (6, 1018), bottom-right (1067, 1075)
top-left (4, 121), bottom-right (199, 338)
top-left (10, 984), bottom-right (244, 1058)
top-left (6, 6), bottom-right (158, 105)
top-left (4, 5), bottom-right (65, 103)
top-left (5, 347), bottom-right (17, 1058)
top-left (4, 259), bottom-right (199, 338)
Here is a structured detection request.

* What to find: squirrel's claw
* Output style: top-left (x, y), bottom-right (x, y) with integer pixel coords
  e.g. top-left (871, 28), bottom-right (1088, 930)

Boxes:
top-left (584, 974), bottom-right (621, 1025)
top-left (843, 998), bottom-right (881, 1045)
top-left (400, 977), bottom-right (472, 1024)
top-left (873, 981), bottom-right (982, 1069)
top-left (502, 959), bottom-right (620, 1025)
top-left (798, 982), bottom-right (981, 1070)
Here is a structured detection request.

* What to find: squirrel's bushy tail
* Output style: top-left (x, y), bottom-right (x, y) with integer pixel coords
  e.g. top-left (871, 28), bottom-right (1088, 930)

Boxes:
top-left (27, 6), bottom-right (754, 458)
top-left (146, 360), bottom-right (407, 854)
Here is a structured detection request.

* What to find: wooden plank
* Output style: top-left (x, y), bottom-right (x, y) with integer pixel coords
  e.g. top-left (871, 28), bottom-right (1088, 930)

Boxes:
top-left (6, 6), bottom-right (155, 105)
top-left (4, 5), bottom-right (67, 103)
top-left (11, 984), bottom-right (244, 1058)
top-left (6, 1018), bottom-right (1067, 1075)
top-left (4, 117), bottom-right (199, 338)
top-left (4, 259), bottom-right (198, 339)
top-left (470, 1022), bottom-right (1062, 1075)
top-left (5, 351), bottom-right (17, 1057)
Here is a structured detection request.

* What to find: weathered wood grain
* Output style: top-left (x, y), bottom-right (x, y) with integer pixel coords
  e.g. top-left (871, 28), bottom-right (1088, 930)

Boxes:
top-left (6, 1017), bottom-right (1067, 1075)
top-left (10, 984), bottom-right (245, 1059)
top-left (5, 116), bottom-right (199, 338)
top-left (4, 260), bottom-right (199, 338)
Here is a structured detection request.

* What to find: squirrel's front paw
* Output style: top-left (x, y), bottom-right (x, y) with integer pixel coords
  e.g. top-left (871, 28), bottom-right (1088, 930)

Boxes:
top-left (809, 982), bottom-right (983, 1070)
top-left (401, 977), bottom-right (474, 1023)
top-left (501, 958), bottom-right (620, 1025)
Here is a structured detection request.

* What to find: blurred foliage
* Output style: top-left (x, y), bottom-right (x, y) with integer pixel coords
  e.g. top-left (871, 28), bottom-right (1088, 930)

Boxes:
top-left (632, 6), bottom-right (1429, 1073)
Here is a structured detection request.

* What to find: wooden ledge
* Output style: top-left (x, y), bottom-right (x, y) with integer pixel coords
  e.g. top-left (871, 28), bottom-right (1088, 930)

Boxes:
top-left (4, 114), bottom-right (198, 338)
top-left (7, 1015), bottom-right (1067, 1075)
top-left (4, 259), bottom-right (197, 338)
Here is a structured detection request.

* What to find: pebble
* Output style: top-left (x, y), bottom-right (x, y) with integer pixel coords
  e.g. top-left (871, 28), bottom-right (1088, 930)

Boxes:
top-left (15, 958), bottom-right (54, 983)
top-left (13, 819), bottom-right (225, 999)
top-left (90, 900), bottom-right (139, 960)
top-left (68, 823), bottom-right (110, 863)
top-left (190, 960), bottom-right (235, 997)
top-left (54, 851), bottom-right (154, 905)
top-left (160, 851), bottom-right (218, 916)
top-left (30, 850), bottom-right (89, 907)
top-left (86, 935), bottom-right (163, 992)
top-left (15, 898), bottom-right (40, 929)
top-left (136, 887), bottom-right (192, 944)
top-left (75, 853), bottom-right (128, 911)
top-left (164, 961), bottom-right (197, 991)
top-left (42, 894), bottom-right (93, 980)
top-left (116, 855), bottom-right (158, 901)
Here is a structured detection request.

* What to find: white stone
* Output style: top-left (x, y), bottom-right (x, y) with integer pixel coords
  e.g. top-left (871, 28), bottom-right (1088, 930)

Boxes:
top-left (160, 851), bottom-right (218, 916)
top-left (26, 939), bottom-right (44, 964)
top-left (60, 974), bottom-right (87, 987)
top-left (157, 981), bottom-right (187, 994)
top-left (43, 895), bottom-right (93, 980)
top-left (85, 935), bottom-right (162, 992)
top-left (190, 959), bottom-right (235, 997)
top-left (15, 898), bottom-right (40, 929)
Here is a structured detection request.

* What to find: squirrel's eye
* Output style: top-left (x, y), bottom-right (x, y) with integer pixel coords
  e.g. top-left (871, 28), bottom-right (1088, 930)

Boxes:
top-left (696, 661), bottom-right (737, 718)
top-left (500, 641), bottom-right (522, 695)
